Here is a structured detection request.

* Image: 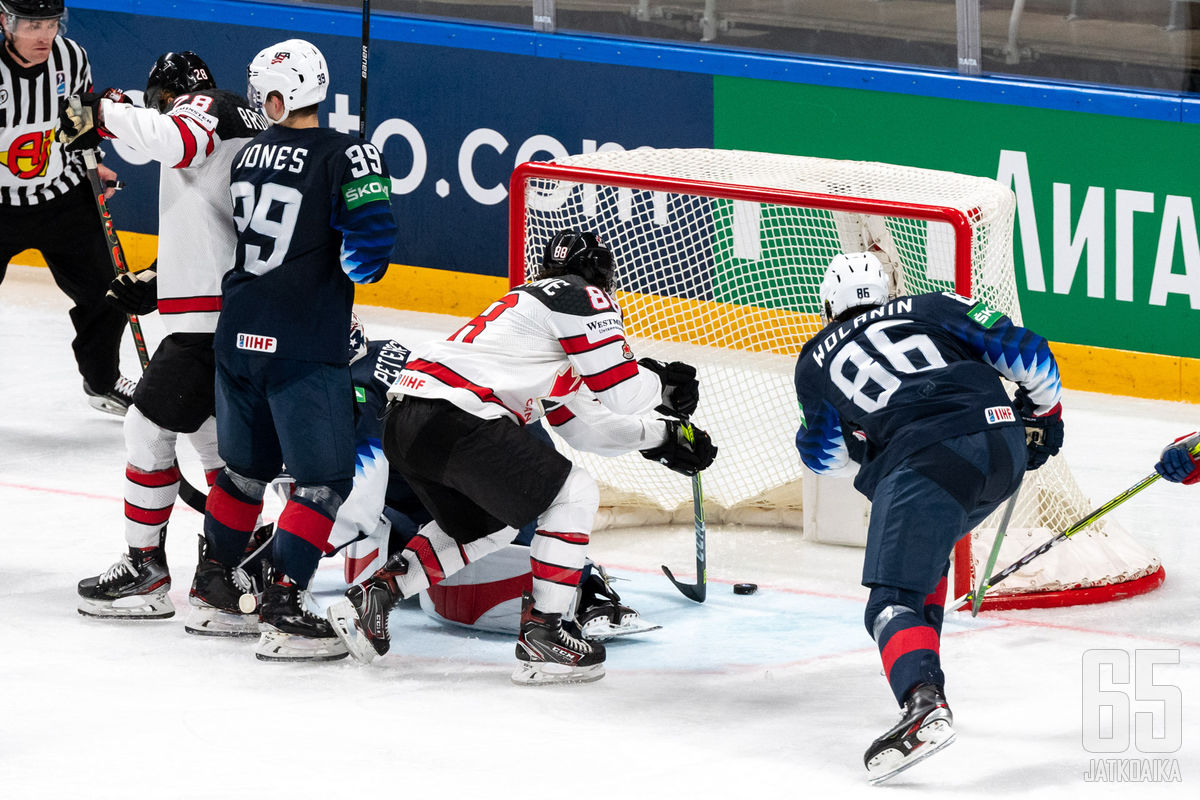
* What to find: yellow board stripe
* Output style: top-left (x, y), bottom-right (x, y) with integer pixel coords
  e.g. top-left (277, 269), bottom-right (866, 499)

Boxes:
top-left (16, 233), bottom-right (1197, 402)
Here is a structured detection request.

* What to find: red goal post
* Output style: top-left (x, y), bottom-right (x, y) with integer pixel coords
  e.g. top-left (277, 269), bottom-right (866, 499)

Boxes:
top-left (507, 148), bottom-right (1163, 611)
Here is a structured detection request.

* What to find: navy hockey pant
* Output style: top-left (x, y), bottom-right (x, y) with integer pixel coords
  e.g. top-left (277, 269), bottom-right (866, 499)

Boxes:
top-left (863, 426), bottom-right (1026, 704)
top-left (206, 354), bottom-right (355, 586)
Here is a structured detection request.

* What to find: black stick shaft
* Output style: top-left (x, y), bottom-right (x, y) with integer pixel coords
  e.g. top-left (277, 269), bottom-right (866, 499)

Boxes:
top-left (360, 0), bottom-right (370, 140)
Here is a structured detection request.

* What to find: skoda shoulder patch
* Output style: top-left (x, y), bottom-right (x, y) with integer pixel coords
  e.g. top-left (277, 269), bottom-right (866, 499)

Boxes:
top-left (341, 174), bottom-right (391, 210)
top-left (354, 386), bottom-right (366, 403)
top-left (967, 301), bottom-right (1002, 329)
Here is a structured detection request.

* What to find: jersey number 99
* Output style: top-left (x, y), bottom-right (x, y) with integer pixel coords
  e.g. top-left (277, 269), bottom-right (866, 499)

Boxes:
top-left (230, 181), bottom-right (303, 275)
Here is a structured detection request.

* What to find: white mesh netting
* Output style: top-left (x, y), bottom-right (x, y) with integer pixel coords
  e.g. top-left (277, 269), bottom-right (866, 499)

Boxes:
top-left (511, 148), bottom-right (1159, 603)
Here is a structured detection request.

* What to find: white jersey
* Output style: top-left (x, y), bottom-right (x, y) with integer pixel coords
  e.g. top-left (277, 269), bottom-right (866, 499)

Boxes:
top-left (100, 90), bottom-right (266, 334)
top-left (0, 36), bottom-right (91, 206)
top-left (389, 274), bottom-right (664, 428)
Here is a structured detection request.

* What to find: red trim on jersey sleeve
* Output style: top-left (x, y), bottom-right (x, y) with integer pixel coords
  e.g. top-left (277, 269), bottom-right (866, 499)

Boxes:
top-left (170, 115), bottom-right (198, 168)
top-left (558, 332), bottom-right (624, 355)
top-left (544, 405), bottom-right (576, 427)
top-left (405, 359), bottom-right (525, 421)
top-left (158, 296), bottom-right (223, 315)
top-left (582, 360), bottom-right (639, 393)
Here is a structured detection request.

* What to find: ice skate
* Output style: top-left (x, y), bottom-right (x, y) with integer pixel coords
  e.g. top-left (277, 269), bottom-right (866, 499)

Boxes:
top-left (83, 376), bottom-right (136, 417)
top-left (864, 684), bottom-right (957, 784)
top-left (575, 565), bottom-right (660, 641)
top-left (77, 541), bottom-right (174, 619)
top-left (512, 593), bottom-right (606, 686)
top-left (327, 552), bottom-right (407, 664)
top-left (185, 537), bottom-right (259, 637)
top-left (255, 580), bottom-right (348, 662)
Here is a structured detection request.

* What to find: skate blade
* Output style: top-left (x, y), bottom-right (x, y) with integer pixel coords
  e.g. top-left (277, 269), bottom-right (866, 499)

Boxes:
top-left (326, 600), bottom-right (381, 664)
top-left (511, 661), bottom-right (606, 686)
top-left (184, 606), bottom-right (260, 637)
top-left (866, 722), bottom-right (957, 785)
top-left (581, 616), bottom-right (662, 641)
top-left (254, 629), bottom-right (349, 662)
top-left (77, 592), bottom-right (175, 620)
top-left (86, 397), bottom-right (129, 417)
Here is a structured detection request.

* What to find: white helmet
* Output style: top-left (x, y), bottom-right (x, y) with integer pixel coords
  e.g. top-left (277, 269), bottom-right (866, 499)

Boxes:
top-left (819, 252), bottom-right (889, 324)
top-left (247, 39), bottom-right (328, 123)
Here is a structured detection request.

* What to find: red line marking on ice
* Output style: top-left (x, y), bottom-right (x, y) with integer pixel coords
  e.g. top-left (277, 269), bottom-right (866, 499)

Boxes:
top-left (0, 481), bottom-right (122, 503)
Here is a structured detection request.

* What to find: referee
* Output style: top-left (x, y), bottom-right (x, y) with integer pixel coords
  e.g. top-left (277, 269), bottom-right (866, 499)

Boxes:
top-left (0, 0), bottom-right (133, 415)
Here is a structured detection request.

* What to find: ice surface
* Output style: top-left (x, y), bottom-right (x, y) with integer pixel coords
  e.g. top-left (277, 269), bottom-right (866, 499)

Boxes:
top-left (1, 264), bottom-right (1197, 797)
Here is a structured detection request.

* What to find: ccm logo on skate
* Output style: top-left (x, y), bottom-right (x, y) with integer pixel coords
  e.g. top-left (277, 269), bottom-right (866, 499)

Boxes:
top-left (985, 405), bottom-right (1015, 424)
top-left (237, 333), bottom-right (277, 353)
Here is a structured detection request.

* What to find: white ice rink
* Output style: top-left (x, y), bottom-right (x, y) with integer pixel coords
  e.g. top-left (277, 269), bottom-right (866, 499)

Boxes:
top-left (2, 263), bottom-right (1198, 798)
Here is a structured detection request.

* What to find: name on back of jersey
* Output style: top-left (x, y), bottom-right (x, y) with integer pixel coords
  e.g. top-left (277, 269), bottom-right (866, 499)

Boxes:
top-left (810, 297), bottom-right (915, 368)
top-left (234, 142), bottom-right (307, 174)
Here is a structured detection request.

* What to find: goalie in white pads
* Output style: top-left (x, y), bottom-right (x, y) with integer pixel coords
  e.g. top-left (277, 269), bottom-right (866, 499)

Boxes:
top-left (328, 229), bottom-right (716, 685)
top-left (64, 51), bottom-right (267, 622)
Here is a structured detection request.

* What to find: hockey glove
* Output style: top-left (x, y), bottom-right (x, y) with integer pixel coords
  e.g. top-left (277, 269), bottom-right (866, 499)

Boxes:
top-left (1014, 386), bottom-right (1064, 471)
top-left (637, 358), bottom-right (699, 418)
top-left (106, 268), bottom-right (158, 316)
top-left (640, 420), bottom-right (717, 476)
top-left (57, 89), bottom-right (128, 150)
top-left (1155, 431), bottom-right (1200, 484)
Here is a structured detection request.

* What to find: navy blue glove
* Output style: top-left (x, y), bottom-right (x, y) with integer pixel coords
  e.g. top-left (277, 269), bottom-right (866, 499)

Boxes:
top-left (1155, 432), bottom-right (1200, 484)
top-left (1014, 387), bottom-right (1063, 471)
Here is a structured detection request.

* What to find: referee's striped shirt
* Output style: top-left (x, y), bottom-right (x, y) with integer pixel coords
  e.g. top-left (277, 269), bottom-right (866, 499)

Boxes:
top-left (0, 35), bottom-right (93, 206)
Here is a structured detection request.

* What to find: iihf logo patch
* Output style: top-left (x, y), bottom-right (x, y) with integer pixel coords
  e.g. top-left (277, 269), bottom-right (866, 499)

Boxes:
top-left (55, 72), bottom-right (66, 95)
top-left (237, 333), bottom-right (277, 353)
top-left (985, 405), bottom-right (1016, 424)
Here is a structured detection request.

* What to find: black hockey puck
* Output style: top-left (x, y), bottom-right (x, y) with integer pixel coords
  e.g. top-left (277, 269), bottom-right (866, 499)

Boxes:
top-left (733, 583), bottom-right (758, 595)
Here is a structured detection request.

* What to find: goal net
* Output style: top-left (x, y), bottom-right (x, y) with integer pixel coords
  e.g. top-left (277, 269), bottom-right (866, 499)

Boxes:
top-left (508, 148), bottom-right (1163, 610)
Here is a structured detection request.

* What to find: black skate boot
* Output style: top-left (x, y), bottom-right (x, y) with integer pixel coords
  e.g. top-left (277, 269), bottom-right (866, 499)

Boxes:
top-left (185, 536), bottom-right (259, 637)
top-left (513, 593), bottom-right (606, 686)
top-left (255, 579), bottom-right (348, 662)
top-left (575, 564), bottom-right (661, 640)
top-left (326, 553), bottom-right (408, 664)
top-left (864, 683), bottom-right (957, 784)
top-left (77, 534), bottom-right (174, 620)
top-left (83, 375), bottom-right (136, 417)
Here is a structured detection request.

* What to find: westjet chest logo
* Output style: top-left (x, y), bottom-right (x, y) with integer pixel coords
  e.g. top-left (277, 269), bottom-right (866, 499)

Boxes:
top-left (237, 333), bottom-right (277, 353)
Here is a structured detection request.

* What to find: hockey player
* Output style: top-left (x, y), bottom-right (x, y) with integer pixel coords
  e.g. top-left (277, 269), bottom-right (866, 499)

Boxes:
top-left (327, 229), bottom-right (716, 685)
top-left (0, 0), bottom-right (135, 415)
top-left (195, 39), bottom-right (397, 662)
top-left (1155, 431), bottom-right (1200, 484)
top-left (62, 51), bottom-right (268, 622)
top-left (793, 252), bottom-right (1063, 783)
top-left (326, 321), bottom-right (660, 640)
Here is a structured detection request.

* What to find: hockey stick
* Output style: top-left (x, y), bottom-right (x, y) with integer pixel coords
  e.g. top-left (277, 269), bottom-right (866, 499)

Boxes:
top-left (950, 438), bottom-right (1200, 611)
top-left (661, 421), bottom-right (707, 602)
top-left (970, 486), bottom-right (1019, 616)
top-left (75, 122), bottom-right (207, 514)
top-left (359, 0), bottom-right (370, 140)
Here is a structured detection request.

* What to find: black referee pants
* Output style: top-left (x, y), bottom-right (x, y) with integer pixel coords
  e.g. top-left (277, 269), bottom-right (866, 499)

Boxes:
top-left (0, 183), bottom-right (128, 393)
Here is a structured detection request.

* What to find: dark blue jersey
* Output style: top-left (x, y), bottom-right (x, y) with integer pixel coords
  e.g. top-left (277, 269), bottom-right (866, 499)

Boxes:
top-left (351, 338), bottom-right (420, 514)
top-left (216, 125), bottom-right (397, 363)
top-left (794, 291), bottom-right (1061, 497)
